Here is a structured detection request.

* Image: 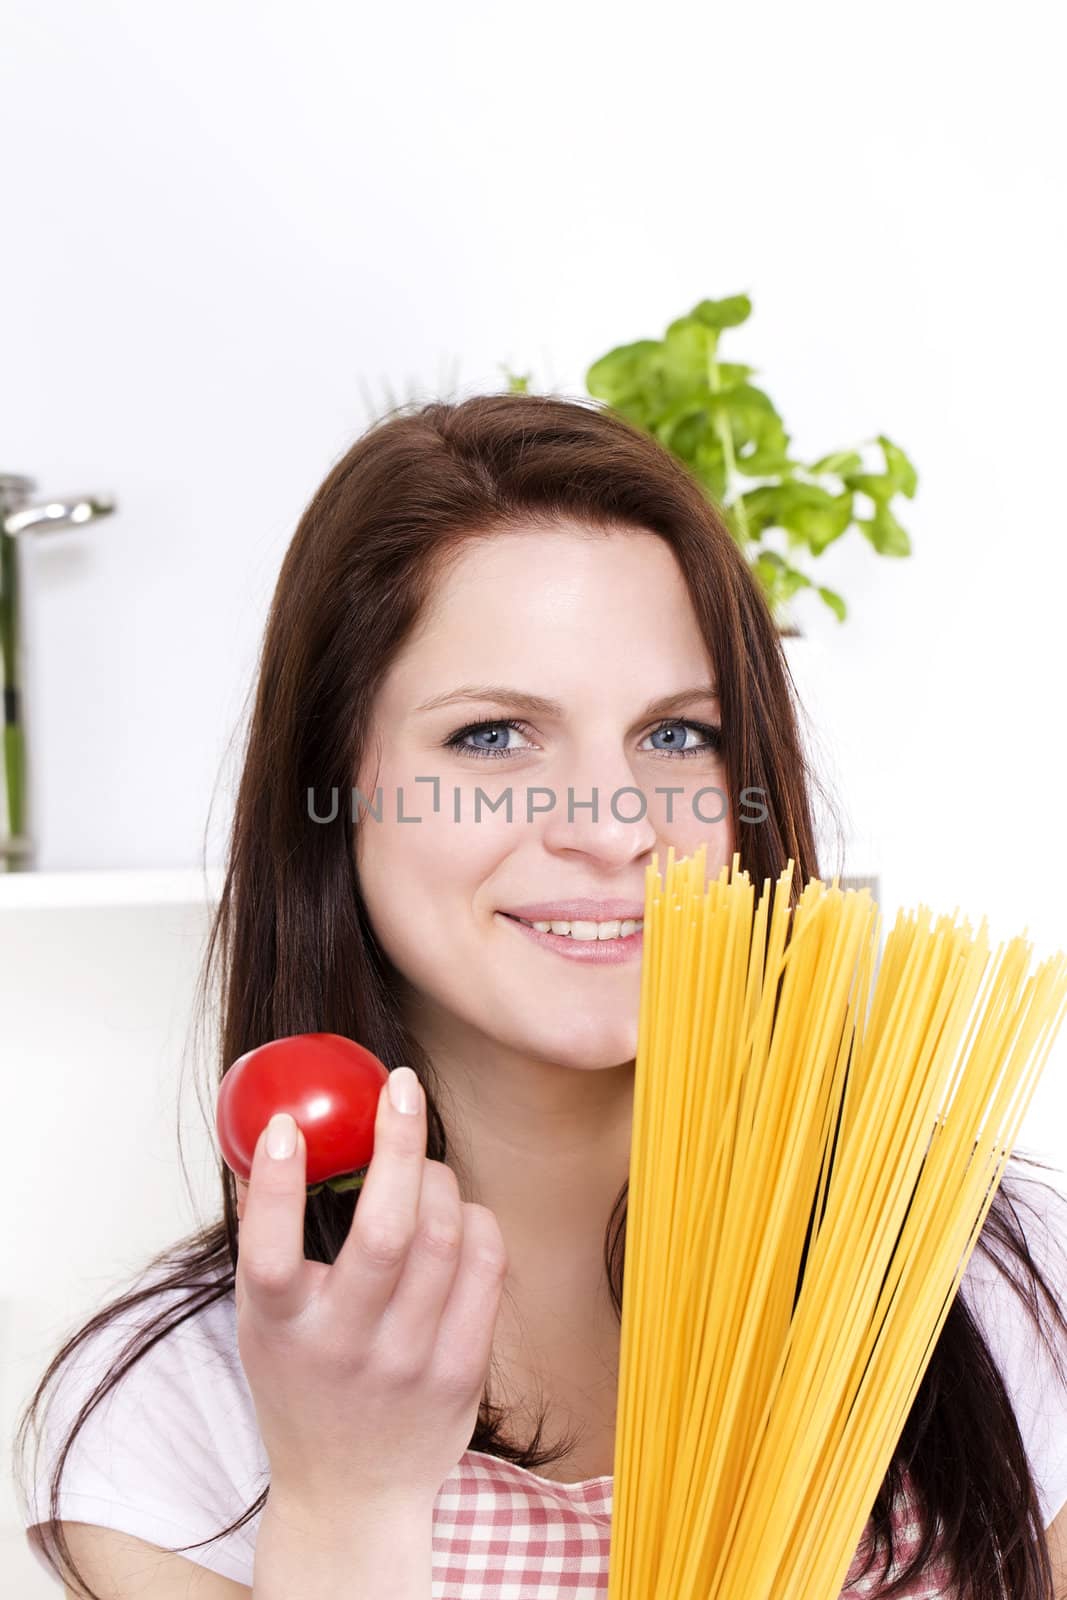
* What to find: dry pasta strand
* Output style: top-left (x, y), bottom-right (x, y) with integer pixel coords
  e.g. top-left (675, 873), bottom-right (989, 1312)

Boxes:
top-left (607, 849), bottom-right (1067, 1600)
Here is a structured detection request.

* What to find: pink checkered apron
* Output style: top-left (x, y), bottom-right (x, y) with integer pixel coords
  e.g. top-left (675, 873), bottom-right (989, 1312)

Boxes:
top-left (430, 1450), bottom-right (954, 1599)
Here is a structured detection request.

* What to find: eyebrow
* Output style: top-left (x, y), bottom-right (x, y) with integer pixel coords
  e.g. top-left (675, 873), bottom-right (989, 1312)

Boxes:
top-left (414, 683), bottom-right (720, 718)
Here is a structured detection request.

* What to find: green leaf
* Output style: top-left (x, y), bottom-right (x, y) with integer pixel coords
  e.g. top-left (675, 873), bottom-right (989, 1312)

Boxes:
top-left (307, 1167), bottom-right (371, 1195)
top-left (709, 385), bottom-right (791, 475)
top-left (817, 585), bottom-right (847, 622)
top-left (662, 317), bottom-right (716, 392)
top-left (750, 548), bottom-right (812, 610)
top-left (858, 505), bottom-right (912, 556)
top-left (585, 339), bottom-right (662, 408)
top-left (650, 393), bottom-right (711, 450)
top-left (877, 433), bottom-right (919, 497)
top-left (717, 362), bottom-right (756, 387)
top-left (786, 491), bottom-right (852, 555)
top-left (750, 553), bottom-right (782, 604)
top-left (691, 294), bottom-right (753, 332)
top-left (779, 567), bottom-right (813, 600)
top-left (732, 445), bottom-right (797, 477)
top-left (709, 381), bottom-right (777, 417)
top-left (332, 1170), bottom-right (368, 1193)
top-left (721, 501), bottom-right (754, 543)
top-left (733, 485), bottom-right (784, 539)
top-left (732, 481), bottom-right (851, 554)
top-left (809, 449), bottom-right (863, 478)
top-left (658, 405), bottom-right (719, 467)
top-left (579, 293), bottom-right (914, 629)
top-left (691, 442), bottom-right (729, 502)
top-left (843, 471), bottom-right (895, 504)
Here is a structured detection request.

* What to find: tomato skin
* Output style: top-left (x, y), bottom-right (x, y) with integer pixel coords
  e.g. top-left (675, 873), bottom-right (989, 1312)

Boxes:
top-left (216, 1032), bottom-right (390, 1187)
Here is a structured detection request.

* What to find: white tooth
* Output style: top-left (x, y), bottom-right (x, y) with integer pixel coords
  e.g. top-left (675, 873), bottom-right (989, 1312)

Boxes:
top-left (520, 916), bottom-right (645, 939)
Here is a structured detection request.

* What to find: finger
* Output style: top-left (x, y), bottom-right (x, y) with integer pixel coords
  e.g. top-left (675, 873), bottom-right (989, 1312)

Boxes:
top-left (328, 1069), bottom-right (427, 1332)
top-left (378, 1160), bottom-right (465, 1369)
top-left (235, 1112), bottom-right (309, 1324)
top-left (434, 1204), bottom-right (509, 1392)
top-left (234, 1178), bottom-right (250, 1319)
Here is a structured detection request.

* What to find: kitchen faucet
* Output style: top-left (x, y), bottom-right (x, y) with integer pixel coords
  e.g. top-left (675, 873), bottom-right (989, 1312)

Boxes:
top-left (1, 473), bottom-right (116, 870)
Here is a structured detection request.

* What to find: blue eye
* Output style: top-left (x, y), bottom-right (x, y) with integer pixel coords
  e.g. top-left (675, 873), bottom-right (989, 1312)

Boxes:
top-left (443, 718), bottom-right (530, 760)
top-left (442, 718), bottom-right (723, 760)
top-left (642, 720), bottom-right (723, 758)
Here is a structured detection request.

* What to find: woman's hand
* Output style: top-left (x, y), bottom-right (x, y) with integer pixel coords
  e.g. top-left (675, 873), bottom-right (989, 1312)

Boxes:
top-left (233, 1065), bottom-right (509, 1517)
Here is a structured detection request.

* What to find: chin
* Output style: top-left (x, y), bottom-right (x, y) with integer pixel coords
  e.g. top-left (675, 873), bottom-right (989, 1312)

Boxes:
top-left (525, 1026), bottom-right (638, 1073)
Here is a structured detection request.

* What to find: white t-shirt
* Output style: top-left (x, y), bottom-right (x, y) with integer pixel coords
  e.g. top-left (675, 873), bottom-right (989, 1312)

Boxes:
top-left (20, 1173), bottom-right (1067, 1595)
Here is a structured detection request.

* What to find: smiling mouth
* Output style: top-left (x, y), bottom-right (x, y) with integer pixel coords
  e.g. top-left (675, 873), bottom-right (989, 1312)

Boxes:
top-left (500, 911), bottom-right (644, 941)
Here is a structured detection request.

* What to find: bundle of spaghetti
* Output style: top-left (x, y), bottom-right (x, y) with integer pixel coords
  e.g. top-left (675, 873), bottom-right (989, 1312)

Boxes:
top-left (607, 845), bottom-right (1067, 1600)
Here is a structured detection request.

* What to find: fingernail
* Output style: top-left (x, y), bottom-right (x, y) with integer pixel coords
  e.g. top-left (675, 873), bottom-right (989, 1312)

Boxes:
top-left (388, 1066), bottom-right (422, 1115)
top-left (266, 1111), bottom-right (297, 1159)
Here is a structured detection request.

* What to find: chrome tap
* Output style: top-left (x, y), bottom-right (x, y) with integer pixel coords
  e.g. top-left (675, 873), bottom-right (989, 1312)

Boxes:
top-left (1, 473), bottom-right (117, 870)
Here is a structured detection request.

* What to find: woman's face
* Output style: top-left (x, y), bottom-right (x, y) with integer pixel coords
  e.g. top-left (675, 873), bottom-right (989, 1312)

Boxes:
top-left (354, 522), bottom-right (735, 1073)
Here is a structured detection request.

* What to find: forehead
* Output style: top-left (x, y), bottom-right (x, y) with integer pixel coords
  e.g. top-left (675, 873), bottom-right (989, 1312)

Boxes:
top-left (403, 523), bottom-right (712, 670)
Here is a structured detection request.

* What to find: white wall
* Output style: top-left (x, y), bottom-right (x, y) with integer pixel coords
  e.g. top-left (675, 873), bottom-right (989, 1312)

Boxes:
top-left (3, 0), bottom-right (1065, 939)
top-left (0, 889), bottom-right (220, 1595)
top-left (1, 0), bottom-right (1063, 918)
top-left (2, 0), bottom-right (1066, 1585)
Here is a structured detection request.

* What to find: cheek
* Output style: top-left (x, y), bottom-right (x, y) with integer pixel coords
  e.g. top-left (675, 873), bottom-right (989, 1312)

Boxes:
top-left (354, 792), bottom-right (513, 965)
top-left (649, 782), bottom-right (734, 874)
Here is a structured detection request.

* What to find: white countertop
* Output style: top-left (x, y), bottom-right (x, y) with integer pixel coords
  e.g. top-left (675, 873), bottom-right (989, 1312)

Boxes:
top-left (0, 866), bottom-right (225, 910)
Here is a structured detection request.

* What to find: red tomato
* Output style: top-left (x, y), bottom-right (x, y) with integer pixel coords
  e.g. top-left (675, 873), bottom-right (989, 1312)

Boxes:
top-left (216, 1032), bottom-right (390, 1195)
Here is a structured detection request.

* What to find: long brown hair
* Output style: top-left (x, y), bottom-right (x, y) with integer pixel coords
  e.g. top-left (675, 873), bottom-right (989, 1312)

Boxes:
top-left (13, 392), bottom-right (1067, 1599)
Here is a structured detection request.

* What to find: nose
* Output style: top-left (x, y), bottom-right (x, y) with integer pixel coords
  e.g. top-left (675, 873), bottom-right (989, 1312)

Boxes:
top-left (537, 749), bottom-right (660, 866)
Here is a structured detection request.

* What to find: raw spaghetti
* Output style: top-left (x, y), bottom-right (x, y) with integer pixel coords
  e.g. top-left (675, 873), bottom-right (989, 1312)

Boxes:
top-left (607, 845), bottom-right (1067, 1600)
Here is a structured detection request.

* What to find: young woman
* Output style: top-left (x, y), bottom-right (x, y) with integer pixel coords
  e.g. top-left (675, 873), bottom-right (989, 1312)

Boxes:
top-left (14, 393), bottom-right (1067, 1600)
